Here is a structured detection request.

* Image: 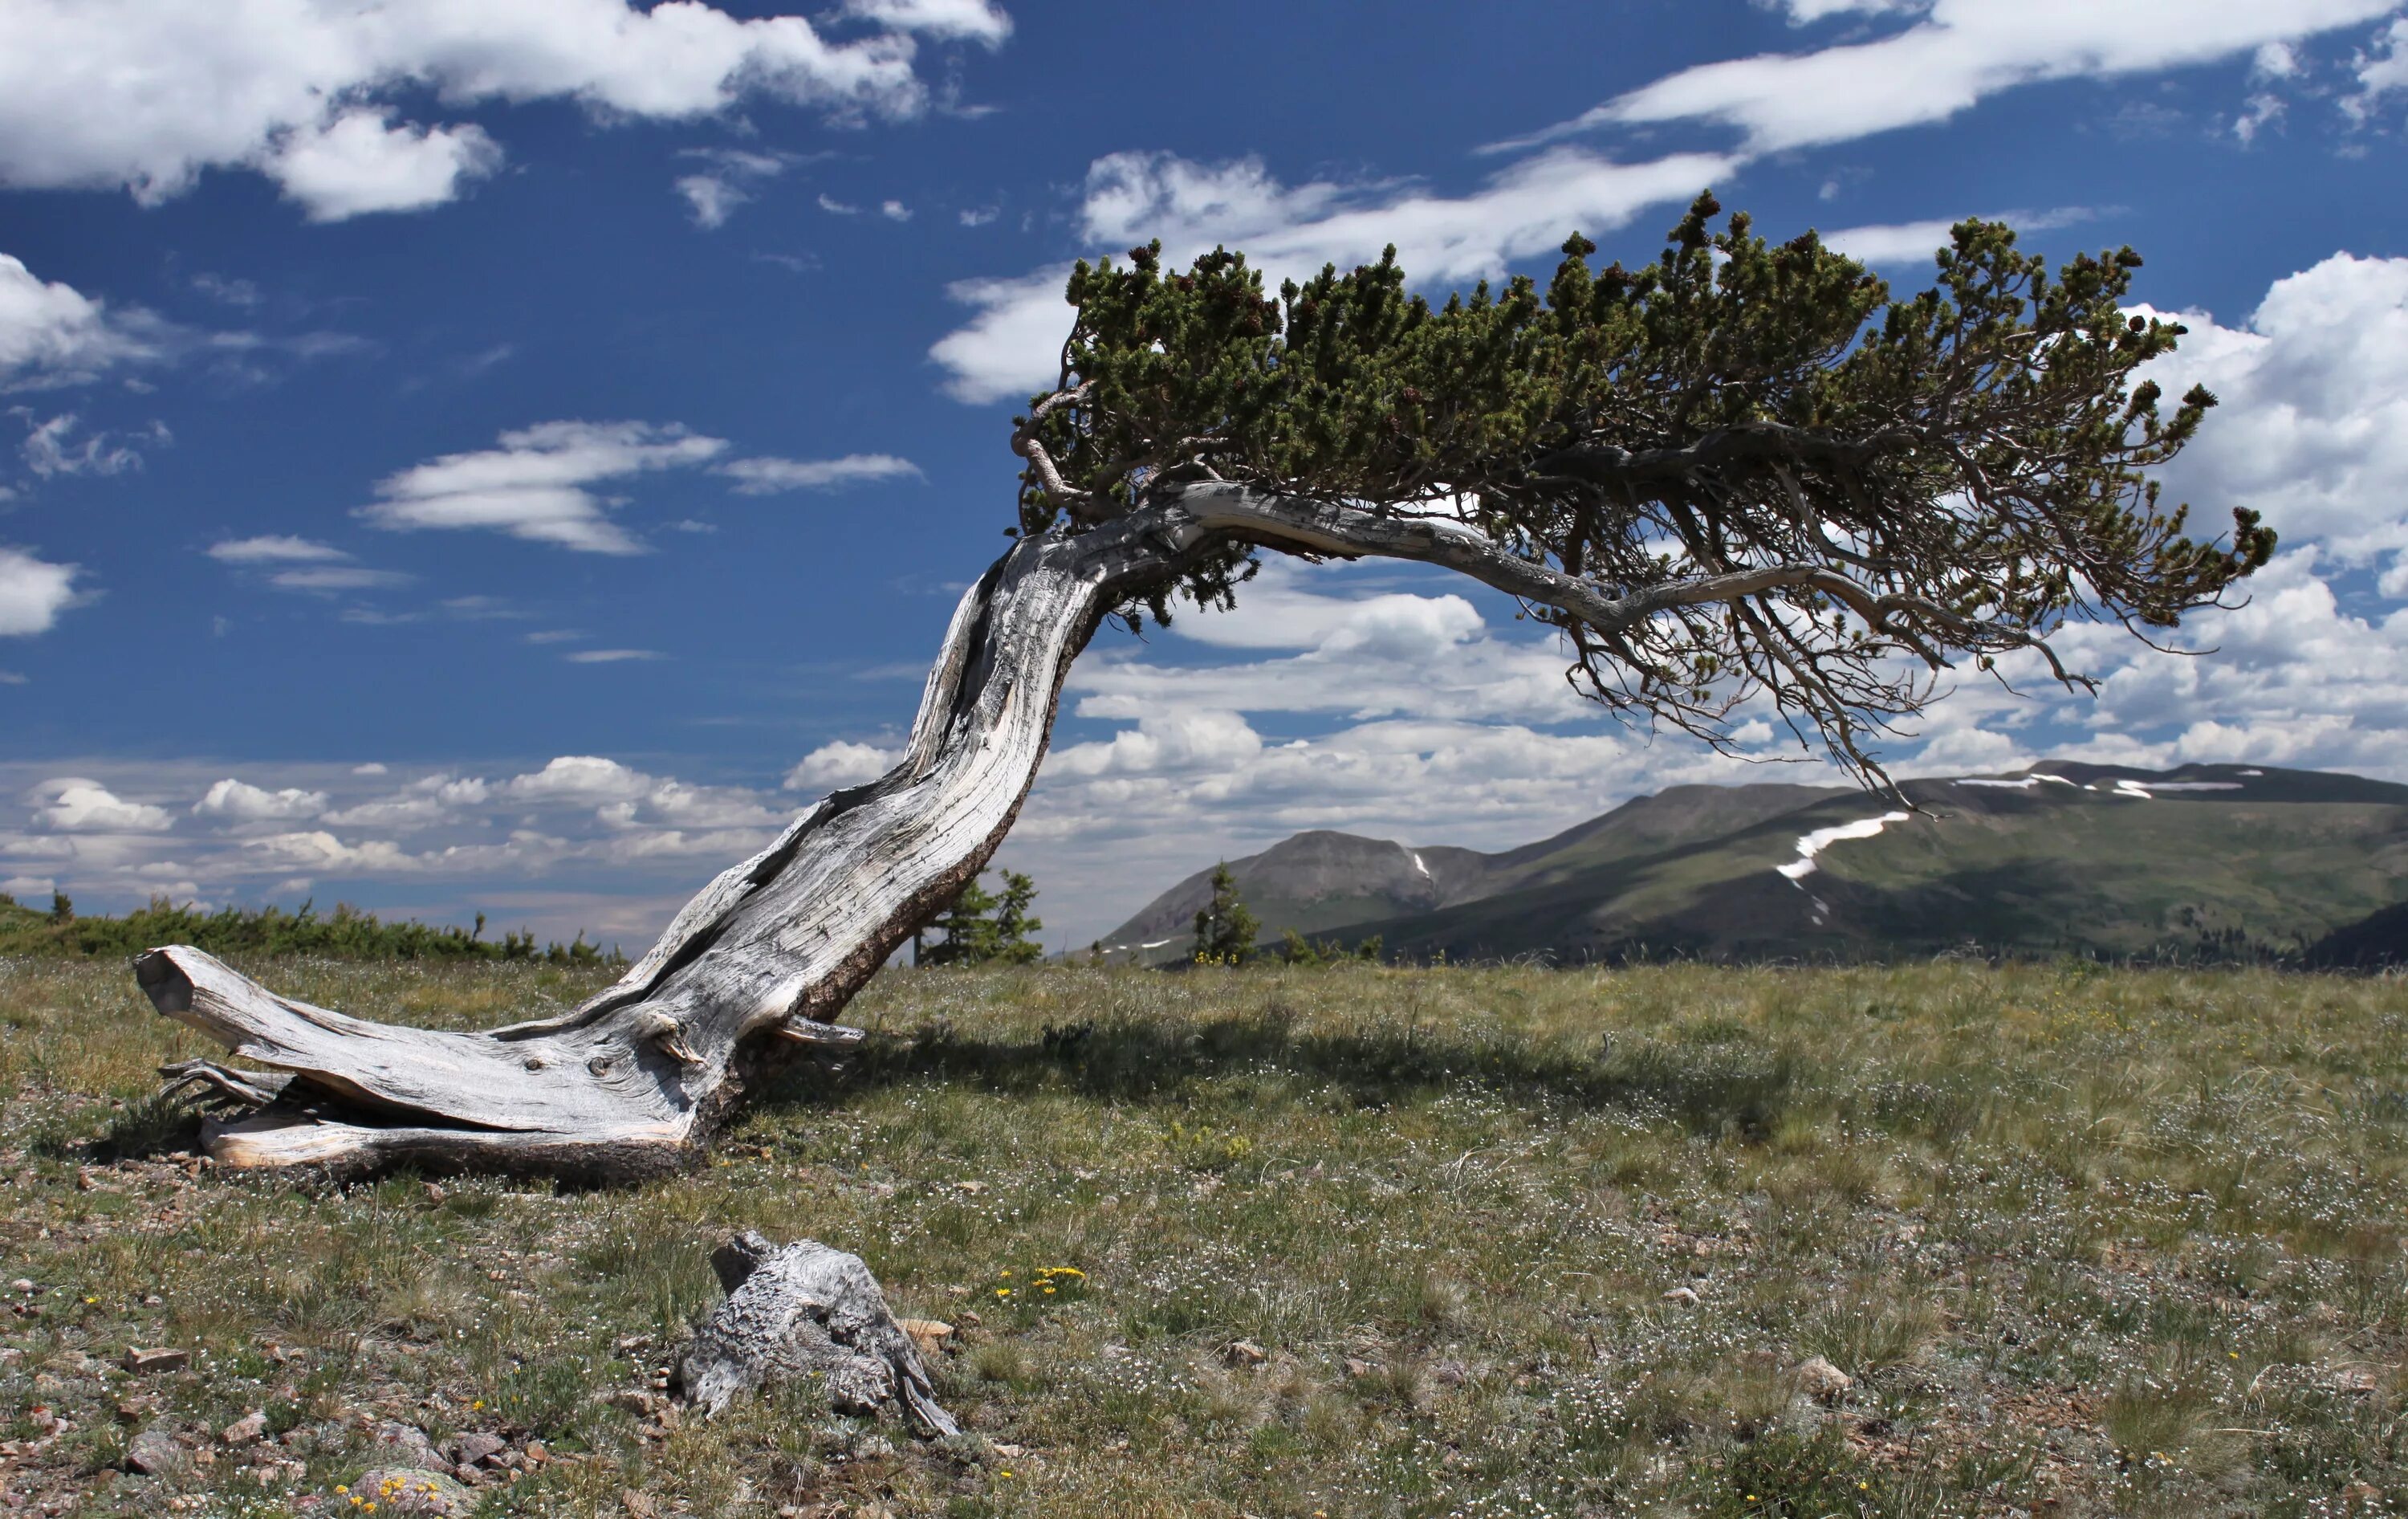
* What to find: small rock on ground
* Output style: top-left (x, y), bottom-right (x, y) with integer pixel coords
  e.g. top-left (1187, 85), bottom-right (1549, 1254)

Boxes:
top-left (125, 1427), bottom-right (185, 1476)
top-left (1796, 1354), bottom-right (1855, 1400)
top-left (370, 1420), bottom-right (441, 1466)
top-left (122, 1347), bottom-right (189, 1374)
top-left (897, 1317), bottom-right (954, 1358)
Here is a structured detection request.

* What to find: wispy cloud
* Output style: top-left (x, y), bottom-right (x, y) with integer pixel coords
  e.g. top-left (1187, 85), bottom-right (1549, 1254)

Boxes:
top-left (358, 420), bottom-right (728, 555)
top-left (205, 535), bottom-right (349, 564)
top-left (564, 648), bottom-right (666, 663)
top-left (18, 412), bottom-right (161, 477)
top-left (715, 453), bottom-right (921, 494)
top-left (189, 271), bottom-right (262, 308)
top-left (1818, 206), bottom-right (2095, 267)
top-left (268, 565), bottom-right (413, 592)
top-left (1486, 0), bottom-right (2398, 155)
top-left (673, 147), bottom-right (803, 230)
top-left (839, 0), bottom-right (1012, 47)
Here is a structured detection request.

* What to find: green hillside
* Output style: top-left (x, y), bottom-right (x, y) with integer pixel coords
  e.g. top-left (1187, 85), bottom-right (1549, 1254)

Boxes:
top-left (1095, 784), bottom-right (1845, 962)
top-left (1102, 764), bottom-right (2408, 965)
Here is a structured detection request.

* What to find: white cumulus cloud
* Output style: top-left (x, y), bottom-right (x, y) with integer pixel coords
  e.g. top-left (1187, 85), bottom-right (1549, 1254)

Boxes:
top-left (246, 830), bottom-right (421, 874)
top-left (262, 108), bottom-right (502, 222)
top-left (2133, 252), bottom-right (2408, 586)
top-left (504, 755), bottom-right (654, 804)
top-left (0, 0), bottom-right (982, 221)
top-left (193, 778), bottom-right (329, 822)
top-left (785, 740), bottom-right (902, 790)
top-left (2347, 18), bottom-right (2408, 119)
top-left (322, 774), bottom-right (488, 830)
top-left (0, 254), bottom-right (173, 390)
top-left (0, 547), bottom-right (79, 637)
top-left (29, 778), bottom-right (173, 833)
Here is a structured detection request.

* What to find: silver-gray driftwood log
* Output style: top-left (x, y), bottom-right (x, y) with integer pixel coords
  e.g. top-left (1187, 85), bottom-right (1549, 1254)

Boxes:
top-left (134, 483), bottom-right (1605, 1177)
top-left (676, 1232), bottom-right (957, 1437)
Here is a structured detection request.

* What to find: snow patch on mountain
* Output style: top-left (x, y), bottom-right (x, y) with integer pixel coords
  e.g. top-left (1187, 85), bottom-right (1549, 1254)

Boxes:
top-left (1776, 811), bottom-right (1913, 883)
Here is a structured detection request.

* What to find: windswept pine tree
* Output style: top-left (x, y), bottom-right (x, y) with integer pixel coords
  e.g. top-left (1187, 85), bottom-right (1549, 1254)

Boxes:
top-left (922, 870), bottom-right (1045, 966)
top-left (133, 198), bottom-right (2271, 1177)
top-left (1192, 863), bottom-right (1260, 965)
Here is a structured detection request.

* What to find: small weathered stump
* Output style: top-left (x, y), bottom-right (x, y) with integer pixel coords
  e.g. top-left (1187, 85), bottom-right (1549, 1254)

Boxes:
top-left (674, 1232), bottom-right (958, 1437)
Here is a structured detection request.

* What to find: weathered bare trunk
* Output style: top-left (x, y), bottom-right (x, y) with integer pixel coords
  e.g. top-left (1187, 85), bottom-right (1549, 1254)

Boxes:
top-left (136, 485), bottom-right (1589, 1178)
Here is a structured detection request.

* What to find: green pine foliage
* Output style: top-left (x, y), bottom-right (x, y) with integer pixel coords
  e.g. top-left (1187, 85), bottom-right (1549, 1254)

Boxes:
top-left (1278, 928), bottom-right (1385, 967)
top-left (1015, 195), bottom-right (2272, 779)
top-left (920, 874), bottom-right (998, 966)
top-left (1192, 863), bottom-right (1261, 965)
top-left (921, 869), bottom-right (1046, 966)
top-left (0, 893), bottom-right (620, 965)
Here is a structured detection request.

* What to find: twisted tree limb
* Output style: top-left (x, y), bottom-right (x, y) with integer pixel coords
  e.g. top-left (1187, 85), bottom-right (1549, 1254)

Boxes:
top-left (134, 482), bottom-right (1887, 1176)
top-left (113, 490), bottom-right (1429, 1174)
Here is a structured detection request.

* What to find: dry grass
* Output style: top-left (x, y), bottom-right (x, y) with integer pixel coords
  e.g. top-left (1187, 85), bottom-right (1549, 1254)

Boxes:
top-left (2, 956), bottom-right (2406, 1517)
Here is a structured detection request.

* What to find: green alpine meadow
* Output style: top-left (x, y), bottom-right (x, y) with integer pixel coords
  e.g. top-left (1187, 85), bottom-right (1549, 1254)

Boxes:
top-left (6, 955), bottom-right (2405, 1516)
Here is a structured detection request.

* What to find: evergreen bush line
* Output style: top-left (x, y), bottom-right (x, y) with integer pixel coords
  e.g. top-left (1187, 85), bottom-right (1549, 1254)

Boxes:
top-left (0, 891), bottom-right (621, 964)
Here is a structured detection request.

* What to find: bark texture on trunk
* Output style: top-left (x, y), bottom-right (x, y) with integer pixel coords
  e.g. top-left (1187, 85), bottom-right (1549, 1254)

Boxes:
top-left (134, 485), bottom-right (1562, 1178)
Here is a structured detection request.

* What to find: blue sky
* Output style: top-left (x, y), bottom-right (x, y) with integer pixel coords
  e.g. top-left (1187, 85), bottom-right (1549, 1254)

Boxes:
top-left (4, 0), bottom-right (2408, 950)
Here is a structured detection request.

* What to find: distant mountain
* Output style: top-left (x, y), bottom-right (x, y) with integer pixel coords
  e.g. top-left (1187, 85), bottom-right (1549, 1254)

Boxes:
top-left (1097, 763), bottom-right (2408, 966)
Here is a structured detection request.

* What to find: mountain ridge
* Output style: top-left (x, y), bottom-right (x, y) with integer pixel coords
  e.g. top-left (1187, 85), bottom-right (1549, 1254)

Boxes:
top-left (1097, 762), bottom-right (2408, 966)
